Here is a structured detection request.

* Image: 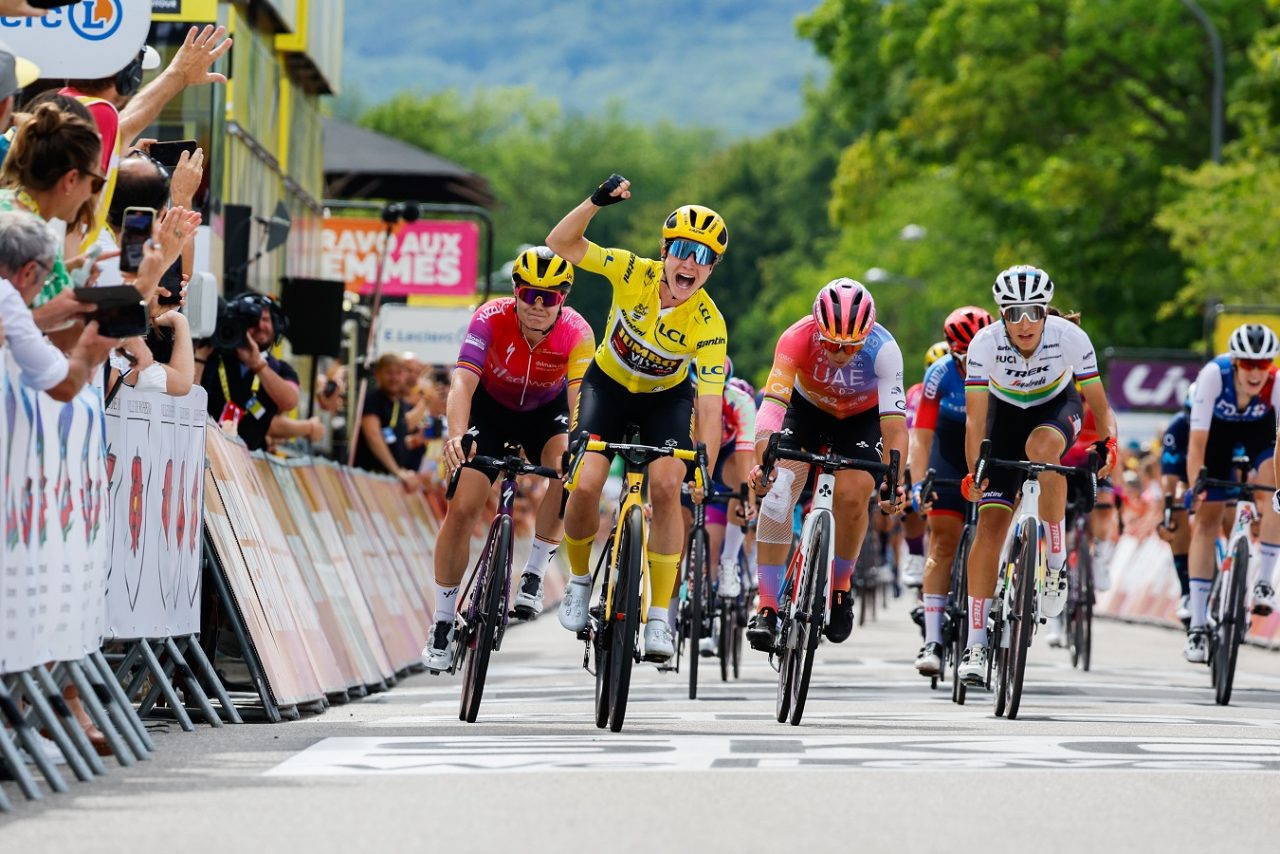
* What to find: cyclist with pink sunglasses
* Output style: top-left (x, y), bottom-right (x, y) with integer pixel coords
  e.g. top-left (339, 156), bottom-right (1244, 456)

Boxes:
top-left (745, 278), bottom-right (908, 652)
top-left (423, 246), bottom-right (595, 671)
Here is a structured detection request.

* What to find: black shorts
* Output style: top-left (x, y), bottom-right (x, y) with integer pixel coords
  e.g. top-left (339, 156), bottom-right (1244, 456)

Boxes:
top-left (981, 386), bottom-right (1083, 509)
top-left (467, 384), bottom-right (570, 480)
top-left (572, 362), bottom-right (695, 451)
top-left (780, 394), bottom-right (881, 463)
top-left (1203, 414), bottom-right (1277, 500)
top-left (927, 420), bottom-right (968, 517)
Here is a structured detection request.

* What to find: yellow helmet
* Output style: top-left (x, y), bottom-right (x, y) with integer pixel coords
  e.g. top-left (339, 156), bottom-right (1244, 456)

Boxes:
top-left (662, 205), bottom-right (728, 256)
top-left (924, 340), bottom-right (950, 369)
top-left (511, 246), bottom-right (573, 290)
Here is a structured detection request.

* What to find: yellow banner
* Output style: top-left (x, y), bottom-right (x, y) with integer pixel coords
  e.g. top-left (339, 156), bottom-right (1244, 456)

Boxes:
top-left (151, 0), bottom-right (219, 22)
top-left (1211, 308), bottom-right (1280, 361)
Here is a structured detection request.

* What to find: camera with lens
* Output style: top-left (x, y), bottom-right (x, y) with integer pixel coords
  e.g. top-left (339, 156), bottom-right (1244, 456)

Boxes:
top-left (210, 292), bottom-right (288, 351)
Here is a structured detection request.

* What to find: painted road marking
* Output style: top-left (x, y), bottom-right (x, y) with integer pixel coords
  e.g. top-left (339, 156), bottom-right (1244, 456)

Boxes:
top-left (265, 735), bottom-right (1280, 776)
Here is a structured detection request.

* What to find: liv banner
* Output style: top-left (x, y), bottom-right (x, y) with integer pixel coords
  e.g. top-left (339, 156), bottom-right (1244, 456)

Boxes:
top-left (1107, 358), bottom-right (1202, 412)
top-left (320, 217), bottom-right (479, 298)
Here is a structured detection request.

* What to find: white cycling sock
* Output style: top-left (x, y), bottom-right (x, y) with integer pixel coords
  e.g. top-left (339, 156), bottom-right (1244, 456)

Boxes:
top-left (648, 606), bottom-right (669, 624)
top-left (721, 522), bottom-right (745, 566)
top-left (523, 535), bottom-right (559, 579)
top-left (745, 546), bottom-right (758, 586)
top-left (1046, 519), bottom-right (1067, 571)
top-left (967, 596), bottom-right (991, 648)
top-left (923, 594), bottom-right (947, 646)
top-left (1257, 542), bottom-right (1280, 587)
top-left (433, 584), bottom-right (460, 625)
top-left (1093, 537), bottom-right (1114, 568)
top-left (1189, 578), bottom-right (1212, 630)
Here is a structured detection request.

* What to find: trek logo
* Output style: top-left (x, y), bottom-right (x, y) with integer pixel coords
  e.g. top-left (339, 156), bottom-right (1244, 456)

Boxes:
top-left (1006, 365), bottom-right (1051, 379)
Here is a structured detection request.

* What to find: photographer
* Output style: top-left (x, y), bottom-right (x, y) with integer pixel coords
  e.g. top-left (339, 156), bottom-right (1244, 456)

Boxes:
top-left (195, 292), bottom-right (299, 451)
top-left (0, 210), bottom-right (114, 400)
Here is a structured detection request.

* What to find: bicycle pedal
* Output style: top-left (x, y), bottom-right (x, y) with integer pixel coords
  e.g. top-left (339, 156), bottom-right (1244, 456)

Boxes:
top-left (511, 606), bottom-right (536, 621)
top-left (575, 628), bottom-right (591, 642)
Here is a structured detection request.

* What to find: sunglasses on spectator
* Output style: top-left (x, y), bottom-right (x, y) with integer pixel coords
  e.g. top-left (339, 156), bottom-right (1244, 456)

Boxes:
top-left (514, 285), bottom-right (567, 307)
top-left (1002, 304), bottom-right (1046, 324)
top-left (667, 238), bottom-right (719, 266)
top-left (81, 168), bottom-right (108, 193)
top-left (818, 337), bottom-right (863, 354)
top-left (1236, 357), bottom-right (1273, 371)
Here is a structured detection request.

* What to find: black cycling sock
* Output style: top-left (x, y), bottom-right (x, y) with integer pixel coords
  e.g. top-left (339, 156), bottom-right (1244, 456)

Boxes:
top-left (1173, 553), bottom-right (1190, 597)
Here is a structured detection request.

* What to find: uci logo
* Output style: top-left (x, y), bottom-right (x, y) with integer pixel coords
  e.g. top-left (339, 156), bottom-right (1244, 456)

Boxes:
top-left (68, 1), bottom-right (124, 41)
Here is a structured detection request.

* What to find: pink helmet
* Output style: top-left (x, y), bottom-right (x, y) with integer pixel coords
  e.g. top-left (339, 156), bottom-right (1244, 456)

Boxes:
top-left (813, 278), bottom-right (876, 343)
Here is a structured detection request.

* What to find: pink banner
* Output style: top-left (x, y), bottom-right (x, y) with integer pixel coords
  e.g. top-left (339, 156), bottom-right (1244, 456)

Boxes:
top-left (321, 217), bottom-right (479, 298)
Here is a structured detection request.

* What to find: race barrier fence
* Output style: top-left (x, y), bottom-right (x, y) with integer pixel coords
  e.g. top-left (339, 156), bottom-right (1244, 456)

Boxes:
top-left (1096, 533), bottom-right (1280, 648)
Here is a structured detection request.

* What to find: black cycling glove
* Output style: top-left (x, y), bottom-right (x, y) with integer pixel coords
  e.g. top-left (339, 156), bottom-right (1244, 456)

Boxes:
top-left (590, 173), bottom-right (627, 206)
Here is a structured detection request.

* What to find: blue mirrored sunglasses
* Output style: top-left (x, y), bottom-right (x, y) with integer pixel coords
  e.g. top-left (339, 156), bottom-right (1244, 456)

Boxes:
top-left (668, 238), bottom-right (718, 266)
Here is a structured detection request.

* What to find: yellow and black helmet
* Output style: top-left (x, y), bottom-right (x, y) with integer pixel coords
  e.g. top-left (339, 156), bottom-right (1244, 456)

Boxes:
top-left (511, 246), bottom-right (574, 290)
top-left (924, 340), bottom-right (950, 369)
top-left (662, 205), bottom-right (728, 255)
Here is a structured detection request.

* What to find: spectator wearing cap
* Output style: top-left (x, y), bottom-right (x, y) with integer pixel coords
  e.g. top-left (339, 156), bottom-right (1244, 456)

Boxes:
top-left (61, 25), bottom-right (231, 251)
top-left (0, 210), bottom-right (113, 400)
top-left (354, 353), bottom-right (418, 488)
top-left (194, 293), bottom-right (299, 452)
top-left (0, 37), bottom-right (38, 164)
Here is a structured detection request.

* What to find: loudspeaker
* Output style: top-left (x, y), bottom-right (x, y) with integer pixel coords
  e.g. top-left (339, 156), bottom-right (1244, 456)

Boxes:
top-left (222, 203), bottom-right (252, 297)
top-left (281, 278), bottom-right (346, 356)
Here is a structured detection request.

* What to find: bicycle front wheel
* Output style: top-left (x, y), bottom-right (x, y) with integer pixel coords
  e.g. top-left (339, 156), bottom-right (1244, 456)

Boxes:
top-left (788, 513), bottom-right (830, 726)
top-left (460, 515), bottom-right (510, 723)
top-left (950, 522), bottom-right (973, 705)
top-left (1215, 537), bottom-right (1250, 706)
top-left (686, 528), bottom-right (708, 699)
top-left (607, 505), bottom-right (644, 732)
top-left (1005, 529), bottom-right (1038, 720)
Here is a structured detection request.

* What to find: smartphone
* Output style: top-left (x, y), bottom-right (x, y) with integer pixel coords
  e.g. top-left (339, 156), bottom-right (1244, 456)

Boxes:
top-left (120, 207), bottom-right (155, 274)
top-left (158, 259), bottom-right (184, 305)
top-left (149, 139), bottom-right (199, 170)
top-left (70, 243), bottom-right (104, 287)
top-left (74, 286), bottom-right (150, 338)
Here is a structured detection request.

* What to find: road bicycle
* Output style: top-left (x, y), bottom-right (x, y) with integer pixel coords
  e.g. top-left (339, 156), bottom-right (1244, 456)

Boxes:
top-left (1191, 459), bottom-right (1273, 706)
top-left (916, 469), bottom-right (977, 702)
top-left (973, 439), bottom-right (1098, 720)
top-left (673, 483), bottom-right (749, 698)
top-left (759, 432), bottom-right (898, 726)
top-left (562, 429), bottom-right (708, 732)
top-left (440, 437), bottom-right (561, 722)
top-left (1064, 495), bottom-right (1095, 671)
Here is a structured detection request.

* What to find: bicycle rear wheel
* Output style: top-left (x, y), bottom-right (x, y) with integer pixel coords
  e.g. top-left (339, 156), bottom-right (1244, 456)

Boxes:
top-left (460, 516), bottom-right (510, 723)
top-left (686, 528), bottom-right (708, 699)
top-left (1077, 546), bottom-right (1094, 672)
top-left (788, 514), bottom-right (830, 726)
top-left (1214, 538), bottom-right (1249, 706)
top-left (593, 534), bottom-right (616, 729)
top-left (607, 506), bottom-right (644, 732)
top-left (1005, 529), bottom-right (1038, 720)
top-left (718, 597), bottom-right (732, 682)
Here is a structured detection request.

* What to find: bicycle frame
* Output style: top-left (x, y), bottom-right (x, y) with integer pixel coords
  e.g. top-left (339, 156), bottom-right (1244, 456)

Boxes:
top-left (787, 468), bottom-right (837, 633)
top-left (994, 475), bottom-right (1048, 634)
top-left (1212, 498), bottom-right (1255, 629)
top-left (456, 471), bottom-right (520, 647)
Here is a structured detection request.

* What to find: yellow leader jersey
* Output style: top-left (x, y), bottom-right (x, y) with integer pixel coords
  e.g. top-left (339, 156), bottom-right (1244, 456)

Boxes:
top-left (577, 241), bottom-right (728, 395)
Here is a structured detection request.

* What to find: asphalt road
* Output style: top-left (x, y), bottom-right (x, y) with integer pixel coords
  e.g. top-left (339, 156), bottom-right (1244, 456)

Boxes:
top-left (3, 594), bottom-right (1279, 853)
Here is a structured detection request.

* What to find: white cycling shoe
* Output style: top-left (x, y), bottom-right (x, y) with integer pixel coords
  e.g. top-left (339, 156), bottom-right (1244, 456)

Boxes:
top-left (1176, 594), bottom-right (1192, 625)
top-left (1252, 582), bottom-right (1276, 617)
top-left (1184, 628), bottom-right (1208, 664)
top-left (1045, 614), bottom-right (1066, 648)
top-left (421, 620), bottom-right (456, 673)
top-left (902, 554), bottom-right (925, 588)
top-left (512, 572), bottom-right (544, 620)
top-left (1041, 566), bottom-right (1068, 618)
top-left (558, 577), bottom-right (592, 632)
top-left (643, 619), bottom-right (675, 662)
top-left (958, 645), bottom-right (988, 686)
top-left (717, 559), bottom-right (741, 599)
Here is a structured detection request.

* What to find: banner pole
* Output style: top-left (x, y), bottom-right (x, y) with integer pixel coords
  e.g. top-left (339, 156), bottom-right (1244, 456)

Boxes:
top-left (179, 635), bottom-right (244, 724)
top-left (35, 664), bottom-right (106, 776)
top-left (63, 660), bottom-right (136, 766)
top-left (162, 637), bottom-right (222, 727)
top-left (0, 678), bottom-right (67, 792)
top-left (14, 671), bottom-right (93, 782)
top-left (89, 650), bottom-right (155, 750)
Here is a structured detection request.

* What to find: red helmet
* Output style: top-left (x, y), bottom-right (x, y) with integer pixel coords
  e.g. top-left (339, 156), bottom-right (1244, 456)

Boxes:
top-left (813, 278), bottom-right (876, 343)
top-left (943, 305), bottom-right (994, 354)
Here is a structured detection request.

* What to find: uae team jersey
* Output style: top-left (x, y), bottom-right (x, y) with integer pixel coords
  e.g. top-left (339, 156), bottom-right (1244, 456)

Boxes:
top-left (914, 354), bottom-right (966, 430)
top-left (575, 241), bottom-right (728, 395)
top-left (1189, 354), bottom-right (1280, 430)
top-left (965, 315), bottom-right (1100, 408)
top-left (756, 317), bottom-right (906, 432)
top-left (455, 298), bottom-right (595, 411)
top-left (722, 382), bottom-right (758, 452)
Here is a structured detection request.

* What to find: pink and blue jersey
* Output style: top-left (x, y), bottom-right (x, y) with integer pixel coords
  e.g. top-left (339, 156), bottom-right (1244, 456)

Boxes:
top-left (456, 298), bottom-right (596, 411)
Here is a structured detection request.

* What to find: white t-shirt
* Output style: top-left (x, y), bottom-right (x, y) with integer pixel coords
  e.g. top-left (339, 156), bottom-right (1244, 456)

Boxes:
top-left (0, 277), bottom-right (69, 391)
top-left (965, 315), bottom-right (1100, 409)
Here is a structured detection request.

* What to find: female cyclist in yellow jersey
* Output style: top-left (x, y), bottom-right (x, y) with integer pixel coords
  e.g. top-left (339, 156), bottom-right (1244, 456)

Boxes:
top-left (546, 173), bottom-right (728, 662)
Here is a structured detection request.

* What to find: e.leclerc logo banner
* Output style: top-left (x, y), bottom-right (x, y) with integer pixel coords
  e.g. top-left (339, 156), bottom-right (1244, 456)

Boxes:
top-left (1, 0), bottom-right (152, 79)
top-left (321, 217), bottom-right (479, 299)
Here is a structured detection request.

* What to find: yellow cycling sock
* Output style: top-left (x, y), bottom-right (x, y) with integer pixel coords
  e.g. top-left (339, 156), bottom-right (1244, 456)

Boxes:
top-left (562, 532), bottom-right (595, 579)
top-left (647, 551), bottom-right (681, 611)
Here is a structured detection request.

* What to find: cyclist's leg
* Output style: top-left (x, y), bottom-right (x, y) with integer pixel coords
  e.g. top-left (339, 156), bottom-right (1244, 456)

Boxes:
top-left (562, 365), bottom-right (624, 582)
top-left (917, 510), bottom-right (962, 673)
top-left (750, 458), bottom-right (807, 649)
top-left (1089, 479), bottom-right (1117, 591)
top-left (901, 508), bottom-right (927, 586)
top-left (1248, 422), bottom-right (1278, 614)
top-left (832, 468), bottom-right (876, 592)
top-left (424, 468), bottom-right (491, 668)
top-left (1025, 388), bottom-right (1081, 617)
